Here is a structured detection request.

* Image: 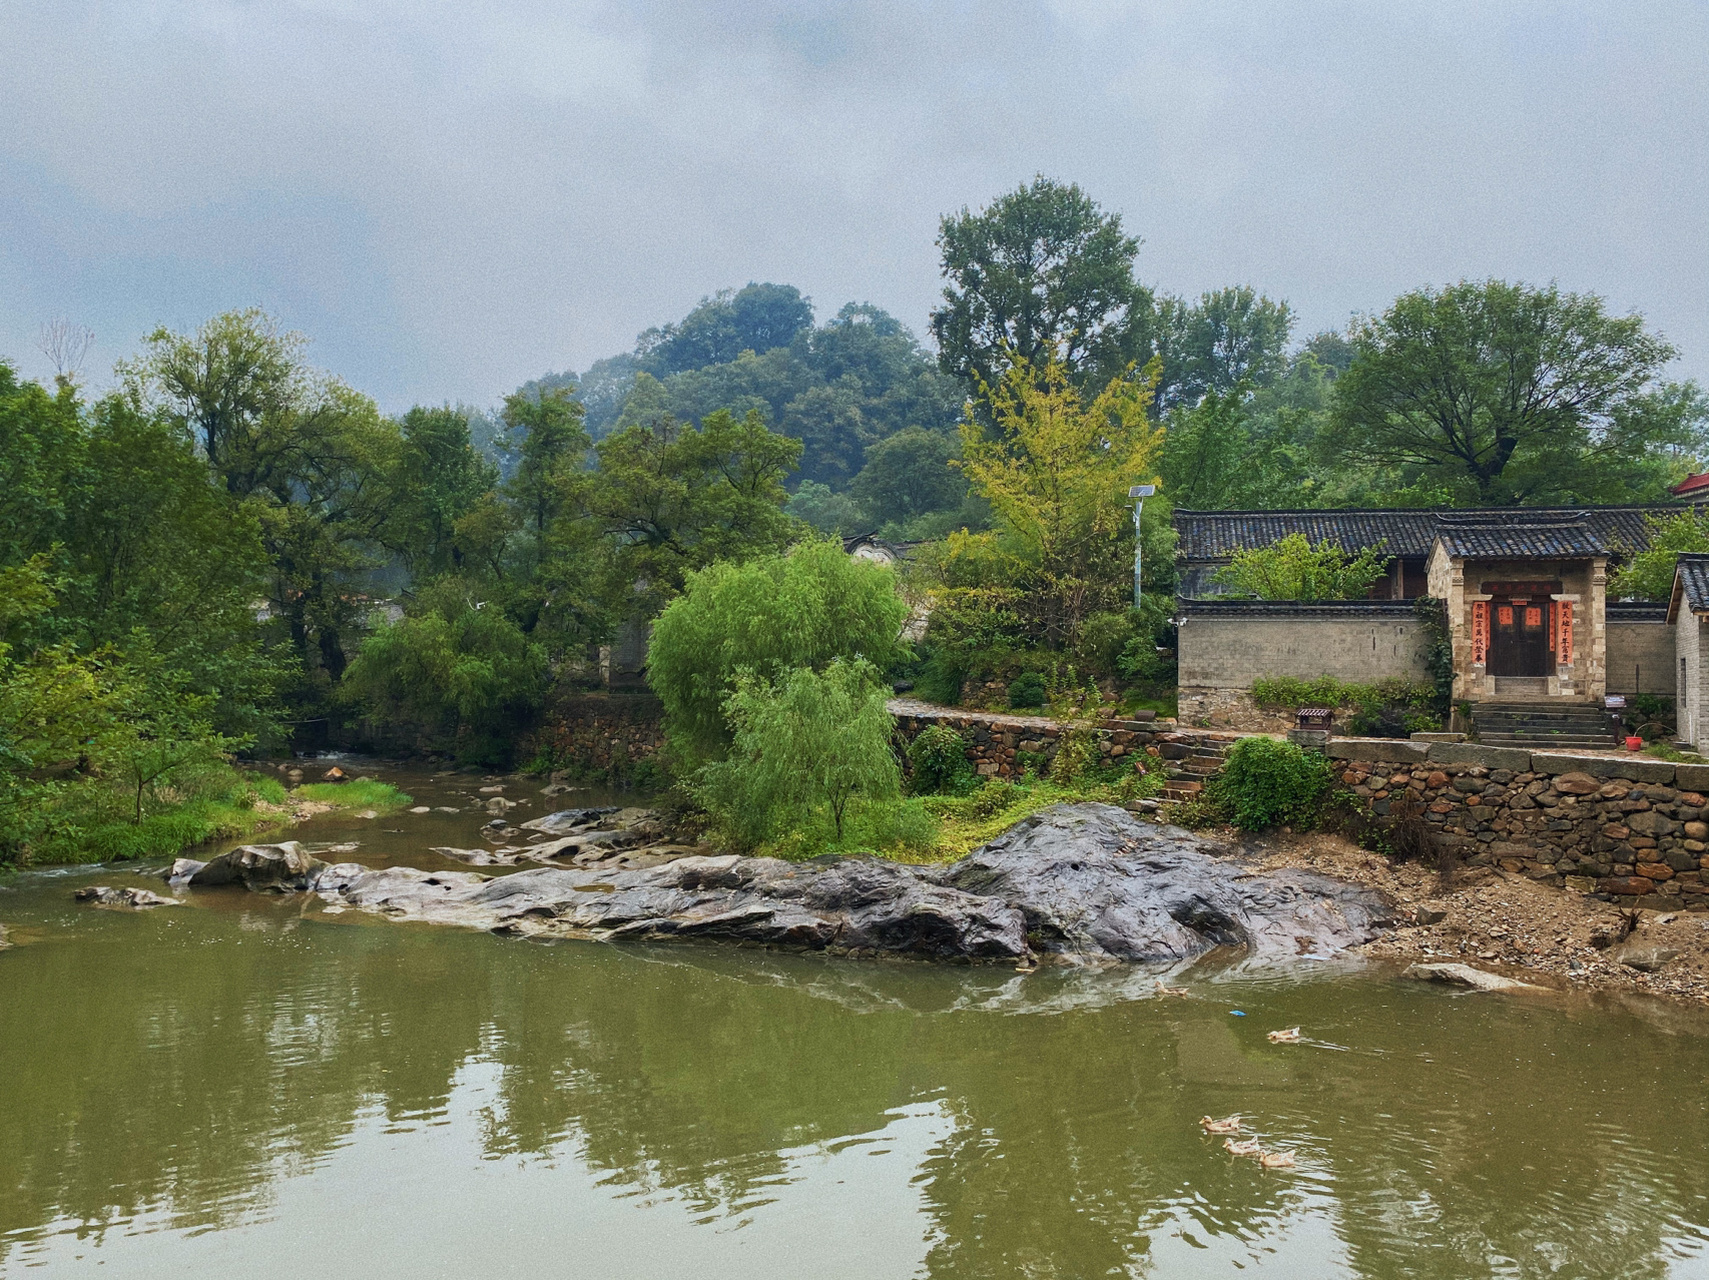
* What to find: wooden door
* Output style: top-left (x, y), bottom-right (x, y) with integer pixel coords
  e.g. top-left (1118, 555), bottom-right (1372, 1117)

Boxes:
top-left (1489, 599), bottom-right (1549, 676)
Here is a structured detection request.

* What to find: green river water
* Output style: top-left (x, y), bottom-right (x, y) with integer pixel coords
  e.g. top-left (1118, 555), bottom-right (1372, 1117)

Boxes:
top-left (4, 762), bottom-right (1709, 1278)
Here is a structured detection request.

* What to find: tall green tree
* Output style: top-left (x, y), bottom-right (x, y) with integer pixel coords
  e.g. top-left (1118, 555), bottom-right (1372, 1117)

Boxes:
top-left (850, 427), bottom-right (967, 531)
top-left (931, 178), bottom-right (1154, 393)
top-left (1153, 286), bottom-right (1294, 412)
top-left (953, 346), bottom-right (1163, 646)
top-left (1329, 280), bottom-right (1704, 504)
top-left (122, 310), bottom-right (402, 694)
top-left (582, 406), bottom-right (801, 617)
top-left (501, 387), bottom-right (591, 564)
top-left (388, 406), bottom-right (499, 579)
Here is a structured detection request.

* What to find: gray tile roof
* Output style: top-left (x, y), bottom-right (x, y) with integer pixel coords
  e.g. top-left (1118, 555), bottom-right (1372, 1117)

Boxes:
top-left (1429, 514), bottom-right (1609, 558)
top-left (1174, 506), bottom-right (1670, 562)
top-left (1675, 554), bottom-right (1709, 616)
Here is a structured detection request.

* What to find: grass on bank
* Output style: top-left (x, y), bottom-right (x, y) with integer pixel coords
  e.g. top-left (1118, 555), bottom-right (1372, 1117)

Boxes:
top-left (11, 769), bottom-right (412, 868)
top-left (293, 778), bottom-right (413, 810)
top-left (747, 770), bottom-right (1163, 865)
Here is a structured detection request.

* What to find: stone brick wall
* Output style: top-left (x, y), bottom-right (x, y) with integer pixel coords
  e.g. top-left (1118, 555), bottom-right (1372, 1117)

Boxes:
top-left (532, 692), bottom-right (666, 780)
top-left (887, 698), bottom-right (1163, 780)
top-left (1177, 599), bottom-right (1431, 691)
top-left (1175, 688), bottom-right (1300, 733)
top-left (1329, 738), bottom-right (1709, 910)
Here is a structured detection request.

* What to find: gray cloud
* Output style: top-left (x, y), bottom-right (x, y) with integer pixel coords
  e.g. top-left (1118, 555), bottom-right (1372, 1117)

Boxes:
top-left (2, 0), bottom-right (1704, 410)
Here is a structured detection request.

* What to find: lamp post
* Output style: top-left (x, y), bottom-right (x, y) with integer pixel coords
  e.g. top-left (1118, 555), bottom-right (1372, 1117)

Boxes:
top-left (1129, 484), bottom-right (1155, 609)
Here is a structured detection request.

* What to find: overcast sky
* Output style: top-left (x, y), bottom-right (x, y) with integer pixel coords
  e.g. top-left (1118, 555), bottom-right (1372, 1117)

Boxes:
top-left (2, 1), bottom-right (1705, 412)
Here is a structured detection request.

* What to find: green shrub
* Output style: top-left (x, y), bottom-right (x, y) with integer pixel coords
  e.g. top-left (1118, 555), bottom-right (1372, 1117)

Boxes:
top-left (907, 725), bottom-right (972, 795)
top-left (1249, 674), bottom-right (1442, 736)
top-left (341, 579), bottom-right (548, 765)
top-left (1070, 610), bottom-right (1136, 677)
top-left (1210, 736), bottom-right (1335, 830)
top-left (1211, 534), bottom-right (1389, 600)
top-left (294, 779), bottom-right (412, 810)
top-left (1007, 671), bottom-right (1046, 709)
top-left (966, 778), bottom-right (1019, 819)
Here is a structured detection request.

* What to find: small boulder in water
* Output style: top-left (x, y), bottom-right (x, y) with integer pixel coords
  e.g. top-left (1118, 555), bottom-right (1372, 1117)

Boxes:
top-left (322, 766), bottom-right (348, 783)
top-left (75, 885), bottom-right (178, 909)
top-left (166, 857), bottom-right (208, 885)
top-left (189, 842), bottom-right (328, 893)
top-left (1403, 962), bottom-right (1539, 992)
top-left (519, 806), bottom-right (619, 836)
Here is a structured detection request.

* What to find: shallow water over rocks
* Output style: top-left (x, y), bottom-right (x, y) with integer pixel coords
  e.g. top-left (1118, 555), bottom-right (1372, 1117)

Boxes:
top-left (6, 762), bottom-right (1709, 1277)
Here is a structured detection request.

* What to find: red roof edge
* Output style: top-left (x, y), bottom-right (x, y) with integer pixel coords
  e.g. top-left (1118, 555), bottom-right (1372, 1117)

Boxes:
top-left (1672, 473), bottom-right (1709, 495)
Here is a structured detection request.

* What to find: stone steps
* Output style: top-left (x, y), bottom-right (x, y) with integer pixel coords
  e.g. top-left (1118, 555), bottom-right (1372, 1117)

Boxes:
top-left (1473, 700), bottom-right (1619, 752)
top-left (1158, 732), bottom-right (1232, 804)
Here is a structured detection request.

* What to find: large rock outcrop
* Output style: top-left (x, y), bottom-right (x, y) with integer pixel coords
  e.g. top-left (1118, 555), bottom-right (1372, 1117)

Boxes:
top-left (181, 804), bottom-right (1395, 965)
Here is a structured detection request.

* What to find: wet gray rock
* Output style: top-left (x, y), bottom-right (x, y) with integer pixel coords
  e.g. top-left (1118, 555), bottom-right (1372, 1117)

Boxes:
top-left (188, 842), bottom-right (328, 892)
top-left (166, 857), bottom-right (208, 885)
top-left (251, 803), bottom-right (1397, 965)
top-left (75, 885), bottom-right (179, 909)
top-left (519, 806), bottom-right (619, 836)
top-left (924, 805), bottom-right (1395, 962)
top-left (1404, 962), bottom-right (1540, 992)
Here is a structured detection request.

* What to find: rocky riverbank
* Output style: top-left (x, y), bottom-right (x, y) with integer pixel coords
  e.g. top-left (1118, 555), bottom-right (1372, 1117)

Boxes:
top-left (159, 804), bottom-right (1396, 966)
top-left (1250, 833), bottom-right (1709, 1004)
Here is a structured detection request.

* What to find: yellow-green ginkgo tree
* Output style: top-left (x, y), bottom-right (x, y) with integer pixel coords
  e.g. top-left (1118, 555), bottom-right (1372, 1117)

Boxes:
top-left (950, 344), bottom-right (1164, 649)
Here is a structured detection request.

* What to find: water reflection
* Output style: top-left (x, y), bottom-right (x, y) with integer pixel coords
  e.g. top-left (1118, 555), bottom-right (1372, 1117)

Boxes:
top-left (5, 789), bottom-right (1709, 1275)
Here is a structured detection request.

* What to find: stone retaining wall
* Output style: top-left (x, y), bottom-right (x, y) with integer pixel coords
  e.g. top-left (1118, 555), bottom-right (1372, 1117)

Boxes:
top-left (532, 692), bottom-right (667, 781)
top-left (887, 699), bottom-right (1168, 779)
top-left (1329, 738), bottom-right (1709, 909)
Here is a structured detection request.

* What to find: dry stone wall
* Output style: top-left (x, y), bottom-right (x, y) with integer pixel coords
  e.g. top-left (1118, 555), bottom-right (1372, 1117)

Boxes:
top-left (1330, 738), bottom-right (1709, 910)
top-left (887, 699), bottom-right (1170, 780)
top-left (532, 693), bottom-right (666, 781)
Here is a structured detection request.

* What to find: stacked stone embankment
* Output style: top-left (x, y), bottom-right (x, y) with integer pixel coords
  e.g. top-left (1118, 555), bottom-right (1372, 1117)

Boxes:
top-left (886, 699), bottom-right (1232, 794)
top-left (1331, 739), bottom-right (1709, 910)
top-left (531, 693), bottom-right (666, 779)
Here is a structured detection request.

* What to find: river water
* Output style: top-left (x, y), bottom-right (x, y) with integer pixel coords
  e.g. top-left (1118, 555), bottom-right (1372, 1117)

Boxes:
top-left (4, 762), bottom-right (1709, 1278)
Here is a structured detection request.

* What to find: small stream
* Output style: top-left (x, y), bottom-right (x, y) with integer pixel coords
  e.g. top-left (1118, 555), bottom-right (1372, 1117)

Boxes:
top-left (4, 759), bottom-right (1709, 1277)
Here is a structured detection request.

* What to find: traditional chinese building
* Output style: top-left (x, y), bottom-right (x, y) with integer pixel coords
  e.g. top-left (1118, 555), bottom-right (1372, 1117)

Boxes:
top-left (1174, 506), bottom-right (1680, 743)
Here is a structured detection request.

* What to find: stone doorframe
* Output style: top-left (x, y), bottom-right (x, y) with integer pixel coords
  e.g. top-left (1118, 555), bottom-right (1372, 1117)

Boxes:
top-left (1432, 552), bottom-right (1607, 702)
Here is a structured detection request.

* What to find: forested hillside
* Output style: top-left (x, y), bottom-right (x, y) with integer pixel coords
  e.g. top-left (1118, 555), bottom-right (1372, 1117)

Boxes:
top-left (3, 177), bottom-right (1705, 866)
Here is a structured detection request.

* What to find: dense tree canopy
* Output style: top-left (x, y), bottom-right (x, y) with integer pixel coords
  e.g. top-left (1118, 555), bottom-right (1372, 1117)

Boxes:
top-left (931, 177), bottom-right (1154, 394)
top-left (1328, 280), bottom-right (1705, 504)
top-left (522, 295), bottom-right (961, 492)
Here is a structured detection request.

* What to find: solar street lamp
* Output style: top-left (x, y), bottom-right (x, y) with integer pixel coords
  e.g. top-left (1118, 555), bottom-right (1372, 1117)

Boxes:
top-left (1129, 484), bottom-right (1156, 609)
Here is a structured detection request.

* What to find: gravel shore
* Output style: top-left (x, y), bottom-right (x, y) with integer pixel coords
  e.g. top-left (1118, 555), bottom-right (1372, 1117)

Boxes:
top-left (1251, 832), bottom-right (1709, 1003)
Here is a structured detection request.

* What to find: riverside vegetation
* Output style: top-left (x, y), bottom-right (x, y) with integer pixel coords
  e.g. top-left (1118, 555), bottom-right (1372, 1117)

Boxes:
top-left (4, 178), bottom-right (1705, 867)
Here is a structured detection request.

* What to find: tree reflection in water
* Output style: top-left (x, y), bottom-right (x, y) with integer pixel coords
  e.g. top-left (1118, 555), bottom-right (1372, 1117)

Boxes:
top-left (3, 873), bottom-right (1709, 1277)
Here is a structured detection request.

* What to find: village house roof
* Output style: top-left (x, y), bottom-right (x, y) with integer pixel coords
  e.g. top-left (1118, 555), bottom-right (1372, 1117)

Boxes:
top-left (1667, 553), bottom-right (1709, 622)
top-left (1174, 505), bottom-right (1669, 563)
top-left (1427, 513), bottom-right (1612, 559)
